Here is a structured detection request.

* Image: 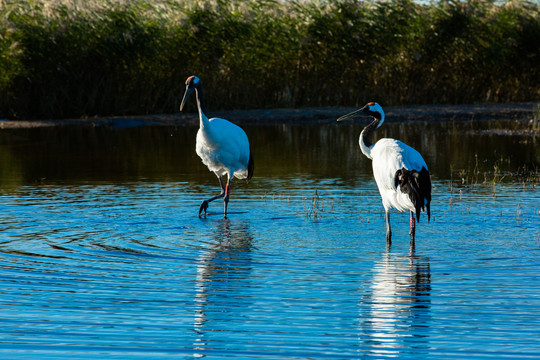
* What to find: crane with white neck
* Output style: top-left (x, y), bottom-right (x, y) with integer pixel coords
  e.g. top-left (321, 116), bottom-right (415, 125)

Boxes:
top-left (338, 102), bottom-right (431, 246)
top-left (180, 76), bottom-right (254, 218)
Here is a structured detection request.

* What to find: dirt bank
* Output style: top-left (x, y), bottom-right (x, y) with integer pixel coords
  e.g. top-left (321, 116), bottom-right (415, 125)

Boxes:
top-left (0, 102), bottom-right (537, 129)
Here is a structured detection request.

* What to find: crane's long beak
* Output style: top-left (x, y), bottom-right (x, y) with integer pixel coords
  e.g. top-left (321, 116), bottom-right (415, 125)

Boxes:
top-left (336, 106), bottom-right (367, 122)
top-left (180, 87), bottom-right (194, 112)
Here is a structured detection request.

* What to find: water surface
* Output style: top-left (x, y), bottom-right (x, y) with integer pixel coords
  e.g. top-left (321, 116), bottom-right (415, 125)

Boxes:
top-left (0, 120), bottom-right (538, 359)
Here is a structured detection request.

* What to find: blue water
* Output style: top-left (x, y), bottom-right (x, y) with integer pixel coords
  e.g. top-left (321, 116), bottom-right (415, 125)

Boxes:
top-left (0, 123), bottom-right (538, 359)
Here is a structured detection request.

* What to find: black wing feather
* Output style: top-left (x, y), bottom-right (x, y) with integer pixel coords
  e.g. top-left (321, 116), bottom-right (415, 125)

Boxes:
top-left (395, 167), bottom-right (432, 222)
top-left (246, 147), bottom-right (254, 180)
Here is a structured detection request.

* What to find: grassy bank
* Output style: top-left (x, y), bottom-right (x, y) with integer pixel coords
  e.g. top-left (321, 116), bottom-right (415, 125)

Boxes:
top-left (1, 0), bottom-right (539, 119)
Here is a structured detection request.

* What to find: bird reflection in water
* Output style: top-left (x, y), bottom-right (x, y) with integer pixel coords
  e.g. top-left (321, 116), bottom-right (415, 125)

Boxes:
top-left (359, 246), bottom-right (431, 357)
top-left (192, 219), bottom-right (254, 357)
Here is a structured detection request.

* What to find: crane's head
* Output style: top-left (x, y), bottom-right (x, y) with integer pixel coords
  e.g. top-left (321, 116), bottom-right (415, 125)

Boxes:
top-left (337, 102), bottom-right (385, 127)
top-left (180, 75), bottom-right (201, 111)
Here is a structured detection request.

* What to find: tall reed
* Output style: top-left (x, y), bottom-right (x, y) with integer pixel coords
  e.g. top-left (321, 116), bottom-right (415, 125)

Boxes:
top-left (1, 0), bottom-right (539, 119)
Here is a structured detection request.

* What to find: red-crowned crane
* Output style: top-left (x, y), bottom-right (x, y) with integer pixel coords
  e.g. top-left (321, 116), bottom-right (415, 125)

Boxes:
top-left (180, 76), bottom-right (254, 218)
top-left (337, 102), bottom-right (431, 246)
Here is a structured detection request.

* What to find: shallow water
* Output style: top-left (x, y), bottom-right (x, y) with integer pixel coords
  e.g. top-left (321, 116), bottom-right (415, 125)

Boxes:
top-left (0, 120), bottom-right (538, 359)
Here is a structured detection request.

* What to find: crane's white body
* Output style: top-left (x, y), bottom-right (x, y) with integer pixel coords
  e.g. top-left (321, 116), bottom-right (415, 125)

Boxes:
top-left (367, 138), bottom-right (428, 214)
top-left (180, 75), bottom-right (253, 217)
top-left (196, 115), bottom-right (251, 180)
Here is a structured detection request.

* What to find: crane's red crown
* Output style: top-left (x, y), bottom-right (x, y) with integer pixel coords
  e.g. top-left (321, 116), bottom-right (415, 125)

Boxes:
top-left (186, 76), bottom-right (200, 85)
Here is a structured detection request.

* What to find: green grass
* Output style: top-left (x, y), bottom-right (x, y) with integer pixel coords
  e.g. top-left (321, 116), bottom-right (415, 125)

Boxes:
top-left (449, 154), bottom-right (539, 198)
top-left (1, 0), bottom-right (539, 119)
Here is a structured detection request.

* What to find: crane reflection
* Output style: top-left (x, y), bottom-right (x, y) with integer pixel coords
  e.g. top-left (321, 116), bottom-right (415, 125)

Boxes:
top-left (359, 247), bottom-right (431, 357)
top-left (192, 219), bottom-right (254, 358)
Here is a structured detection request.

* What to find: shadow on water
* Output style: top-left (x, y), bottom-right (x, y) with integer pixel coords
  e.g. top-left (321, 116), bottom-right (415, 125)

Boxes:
top-left (192, 219), bottom-right (254, 358)
top-left (360, 247), bottom-right (431, 358)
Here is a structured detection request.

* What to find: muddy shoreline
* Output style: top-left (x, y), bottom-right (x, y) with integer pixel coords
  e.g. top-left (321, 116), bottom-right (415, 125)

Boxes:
top-left (0, 102), bottom-right (537, 129)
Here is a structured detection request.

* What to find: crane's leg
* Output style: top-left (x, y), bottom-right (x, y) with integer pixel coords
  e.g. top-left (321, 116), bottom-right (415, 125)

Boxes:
top-left (385, 209), bottom-right (392, 246)
top-left (409, 211), bottom-right (416, 246)
top-left (199, 176), bottom-right (226, 217)
top-left (223, 176), bottom-right (231, 218)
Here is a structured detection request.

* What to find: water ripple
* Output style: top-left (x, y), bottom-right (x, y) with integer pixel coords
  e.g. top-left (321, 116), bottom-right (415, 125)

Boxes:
top-left (0, 177), bottom-right (538, 359)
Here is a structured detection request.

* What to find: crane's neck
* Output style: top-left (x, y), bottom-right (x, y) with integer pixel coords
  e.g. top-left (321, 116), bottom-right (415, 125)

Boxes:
top-left (359, 113), bottom-right (383, 160)
top-left (194, 86), bottom-right (210, 129)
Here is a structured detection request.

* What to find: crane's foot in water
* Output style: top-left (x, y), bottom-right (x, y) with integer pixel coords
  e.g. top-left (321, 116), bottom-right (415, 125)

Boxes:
top-left (409, 212), bottom-right (416, 243)
top-left (223, 194), bottom-right (230, 219)
top-left (199, 201), bottom-right (209, 217)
